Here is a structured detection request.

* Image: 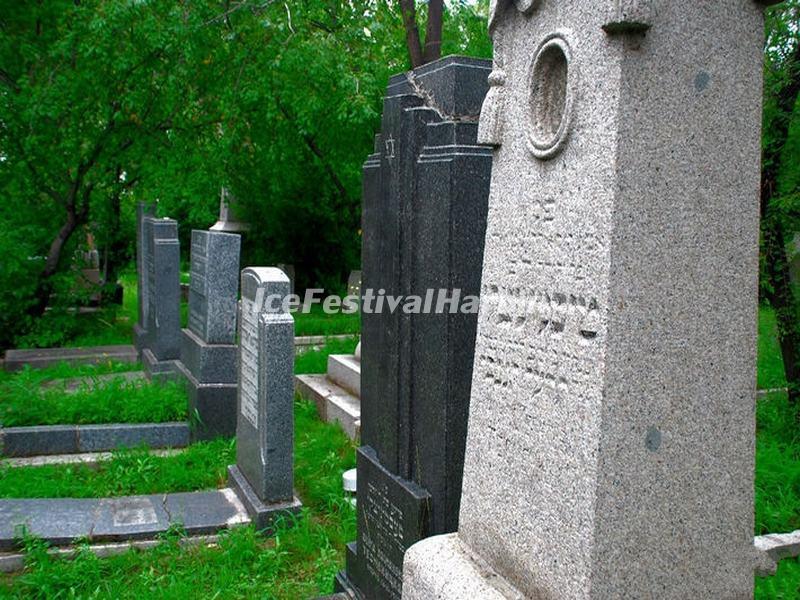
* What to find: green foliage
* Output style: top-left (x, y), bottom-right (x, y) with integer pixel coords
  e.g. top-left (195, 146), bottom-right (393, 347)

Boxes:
top-left (756, 557), bottom-right (800, 599)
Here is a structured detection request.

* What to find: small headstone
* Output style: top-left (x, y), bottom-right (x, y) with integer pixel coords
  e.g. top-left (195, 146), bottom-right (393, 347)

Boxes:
top-left (347, 270), bottom-right (362, 308)
top-left (337, 55), bottom-right (491, 600)
top-left (228, 267), bottom-right (302, 529)
top-left (140, 217), bottom-right (181, 379)
top-left (177, 230), bottom-right (242, 440)
top-left (210, 188), bottom-right (250, 233)
top-left (402, 3), bottom-right (773, 599)
top-left (133, 202), bottom-right (156, 356)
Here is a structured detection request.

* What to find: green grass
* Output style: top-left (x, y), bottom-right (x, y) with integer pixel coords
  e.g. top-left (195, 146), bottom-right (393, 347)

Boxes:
top-left (295, 336), bottom-right (359, 375)
top-left (756, 391), bottom-right (800, 535)
top-left (758, 304), bottom-right (788, 390)
top-left (757, 557), bottom-right (800, 599)
top-left (0, 369), bottom-right (186, 427)
top-left (293, 304), bottom-right (360, 337)
top-left (0, 400), bottom-right (356, 598)
top-left (0, 439), bottom-right (234, 499)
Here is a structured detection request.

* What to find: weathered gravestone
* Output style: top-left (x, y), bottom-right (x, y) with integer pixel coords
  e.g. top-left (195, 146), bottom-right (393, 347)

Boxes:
top-left (335, 55), bottom-right (492, 600)
top-left (402, 2), bottom-right (776, 599)
top-left (228, 267), bottom-right (302, 529)
top-left (133, 202), bottom-right (156, 357)
top-left (177, 230), bottom-right (242, 440)
top-left (141, 217), bottom-right (181, 379)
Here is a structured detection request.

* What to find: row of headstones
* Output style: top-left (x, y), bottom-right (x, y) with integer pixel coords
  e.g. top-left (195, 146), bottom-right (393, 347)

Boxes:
top-left (133, 206), bottom-right (302, 522)
top-left (336, 0), bottom-right (778, 598)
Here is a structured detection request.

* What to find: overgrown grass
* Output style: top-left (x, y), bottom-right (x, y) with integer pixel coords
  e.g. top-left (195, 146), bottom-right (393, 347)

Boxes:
top-left (0, 439), bottom-right (234, 498)
top-left (757, 557), bottom-right (800, 599)
top-left (294, 304), bottom-right (360, 337)
top-left (0, 371), bottom-right (186, 427)
top-left (756, 391), bottom-right (800, 535)
top-left (759, 304), bottom-right (788, 390)
top-left (295, 336), bottom-right (359, 375)
top-left (0, 399), bottom-right (356, 598)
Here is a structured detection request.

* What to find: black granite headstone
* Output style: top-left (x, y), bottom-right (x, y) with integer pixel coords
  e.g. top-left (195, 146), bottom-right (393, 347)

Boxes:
top-left (336, 55), bottom-right (491, 600)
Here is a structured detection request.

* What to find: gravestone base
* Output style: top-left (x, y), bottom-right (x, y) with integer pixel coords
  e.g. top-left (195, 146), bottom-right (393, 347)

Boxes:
top-left (141, 349), bottom-right (181, 381)
top-left (341, 446), bottom-right (431, 599)
top-left (227, 465), bottom-right (302, 531)
top-left (177, 363), bottom-right (237, 440)
top-left (401, 534), bottom-right (510, 600)
top-left (179, 329), bottom-right (237, 384)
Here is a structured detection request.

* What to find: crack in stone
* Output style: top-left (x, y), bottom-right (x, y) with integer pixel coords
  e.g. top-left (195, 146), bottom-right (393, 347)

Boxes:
top-left (161, 494), bottom-right (171, 522)
top-left (404, 72), bottom-right (480, 123)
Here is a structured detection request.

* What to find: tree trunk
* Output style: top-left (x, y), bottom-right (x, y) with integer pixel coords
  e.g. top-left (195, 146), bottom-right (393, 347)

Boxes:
top-left (400, 0), bottom-right (424, 68)
top-left (28, 209), bottom-right (80, 318)
top-left (422, 0), bottom-right (443, 64)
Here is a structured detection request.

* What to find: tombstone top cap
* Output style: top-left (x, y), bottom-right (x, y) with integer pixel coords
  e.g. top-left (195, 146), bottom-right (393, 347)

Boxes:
top-left (192, 228), bottom-right (240, 240)
top-left (241, 267), bottom-right (291, 311)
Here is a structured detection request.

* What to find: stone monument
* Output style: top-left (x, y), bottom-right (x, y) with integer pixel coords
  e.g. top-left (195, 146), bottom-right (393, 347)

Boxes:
top-left (228, 267), bottom-right (302, 529)
top-left (336, 55), bottom-right (492, 599)
top-left (402, 2), bottom-right (776, 599)
top-left (133, 202), bottom-right (156, 357)
top-left (140, 217), bottom-right (181, 379)
top-left (177, 229), bottom-right (242, 440)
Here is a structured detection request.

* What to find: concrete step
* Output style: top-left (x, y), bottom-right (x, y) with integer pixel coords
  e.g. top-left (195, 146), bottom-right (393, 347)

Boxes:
top-left (327, 354), bottom-right (360, 397)
top-left (295, 375), bottom-right (360, 440)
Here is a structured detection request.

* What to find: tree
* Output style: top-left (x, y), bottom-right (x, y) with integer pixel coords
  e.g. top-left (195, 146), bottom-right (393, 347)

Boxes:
top-left (400, 0), bottom-right (444, 67)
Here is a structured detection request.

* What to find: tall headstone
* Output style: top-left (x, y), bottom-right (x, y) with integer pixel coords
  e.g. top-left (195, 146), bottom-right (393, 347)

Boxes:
top-left (336, 55), bottom-right (492, 600)
top-left (133, 202), bottom-right (156, 356)
top-left (228, 267), bottom-right (302, 529)
top-left (210, 187), bottom-right (250, 233)
top-left (402, 2), bottom-right (775, 599)
top-left (141, 218), bottom-right (181, 379)
top-left (177, 230), bottom-right (242, 440)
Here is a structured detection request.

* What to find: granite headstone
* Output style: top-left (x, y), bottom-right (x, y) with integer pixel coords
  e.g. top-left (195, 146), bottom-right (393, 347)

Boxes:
top-left (336, 55), bottom-right (492, 600)
top-left (403, 2), bottom-right (774, 599)
top-left (228, 267), bottom-right (302, 529)
top-left (141, 217), bottom-right (181, 379)
top-left (178, 230), bottom-right (242, 440)
top-left (133, 202), bottom-right (156, 356)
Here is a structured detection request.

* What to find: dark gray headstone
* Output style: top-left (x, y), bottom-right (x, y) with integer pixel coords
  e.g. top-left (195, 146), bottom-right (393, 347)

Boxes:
top-left (188, 230), bottom-right (241, 345)
top-left (337, 55), bottom-right (491, 600)
top-left (179, 230), bottom-right (242, 440)
top-left (276, 264), bottom-right (295, 296)
top-left (133, 202), bottom-right (156, 354)
top-left (141, 218), bottom-right (181, 377)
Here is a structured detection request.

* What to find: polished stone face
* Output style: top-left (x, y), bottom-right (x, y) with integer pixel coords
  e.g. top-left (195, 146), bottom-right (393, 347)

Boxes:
top-left (340, 55), bottom-right (492, 600)
top-left (404, 2), bottom-right (768, 599)
top-left (144, 218), bottom-right (181, 362)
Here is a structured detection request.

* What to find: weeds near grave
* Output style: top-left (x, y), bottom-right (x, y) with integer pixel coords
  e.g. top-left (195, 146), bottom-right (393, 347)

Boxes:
top-left (0, 371), bottom-right (187, 427)
top-left (0, 398), bottom-right (356, 597)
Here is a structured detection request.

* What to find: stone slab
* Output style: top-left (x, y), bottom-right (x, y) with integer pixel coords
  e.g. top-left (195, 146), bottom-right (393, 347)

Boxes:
top-left (141, 349), bottom-right (181, 381)
top-left (327, 354), bottom-right (361, 397)
top-left (294, 334), bottom-right (355, 353)
top-left (0, 489), bottom-right (250, 550)
top-left (227, 465), bottom-right (302, 532)
top-left (3, 345), bottom-right (137, 372)
top-left (1, 422), bottom-right (189, 457)
top-left (295, 374), bottom-right (360, 440)
top-left (343, 446), bottom-right (431, 600)
top-left (77, 422), bottom-right (189, 452)
top-left (754, 530), bottom-right (800, 576)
